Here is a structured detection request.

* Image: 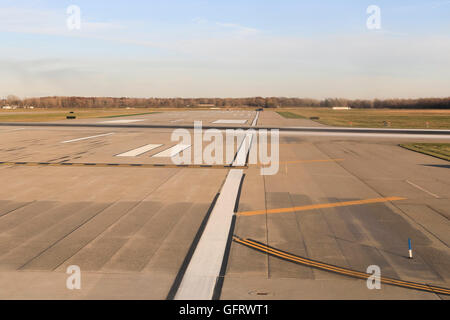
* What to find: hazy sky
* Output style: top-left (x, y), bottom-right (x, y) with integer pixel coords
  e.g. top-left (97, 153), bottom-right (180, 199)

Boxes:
top-left (1, 0), bottom-right (449, 99)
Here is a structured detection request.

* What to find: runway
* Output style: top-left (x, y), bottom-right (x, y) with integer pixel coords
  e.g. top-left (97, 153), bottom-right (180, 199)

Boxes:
top-left (0, 110), bottom-right (448, 300)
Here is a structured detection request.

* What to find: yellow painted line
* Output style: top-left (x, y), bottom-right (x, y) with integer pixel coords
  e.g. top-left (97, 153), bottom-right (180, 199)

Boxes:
top-left (237, 197), bottom-right (406, 217)
top-left (234, 237), bottom-right (450, 296)
top-left (0, 161), bottom-right (246, 170)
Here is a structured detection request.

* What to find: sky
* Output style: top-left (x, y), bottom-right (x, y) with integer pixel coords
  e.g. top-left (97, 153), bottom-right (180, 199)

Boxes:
top-left (0, 0), bottom-right (449, 99)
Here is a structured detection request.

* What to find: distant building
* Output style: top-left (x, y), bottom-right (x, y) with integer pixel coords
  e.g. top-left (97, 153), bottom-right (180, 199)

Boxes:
top-left (332, 106), bottom-right (351, 110)
top-left (2, 105), bottom-right (12, 109)
top-left (196, 104), bottom-right (216, 108)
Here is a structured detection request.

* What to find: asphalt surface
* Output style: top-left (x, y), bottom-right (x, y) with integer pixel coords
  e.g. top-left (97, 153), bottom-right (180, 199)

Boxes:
top-left (0, 110), bottom-right (448, 300)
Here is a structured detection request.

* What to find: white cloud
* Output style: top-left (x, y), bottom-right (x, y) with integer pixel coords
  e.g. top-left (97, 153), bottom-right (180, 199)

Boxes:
top-left (216, 22), bottom-right (260, 36)
top-left (0, 7), bottom-right (449, 98)
top-left (3, 32), bottom-right (449, 99)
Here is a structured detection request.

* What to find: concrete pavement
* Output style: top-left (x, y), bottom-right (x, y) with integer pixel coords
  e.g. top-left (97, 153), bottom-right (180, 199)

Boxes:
top-left (0, 110), bottom-right (448, 299)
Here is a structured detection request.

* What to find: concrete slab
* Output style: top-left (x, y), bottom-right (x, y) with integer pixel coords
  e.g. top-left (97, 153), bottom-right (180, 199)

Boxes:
top-left (220, 277), bottom-right (440, 300)
top-left (225, 136), bottom-right (450, 298)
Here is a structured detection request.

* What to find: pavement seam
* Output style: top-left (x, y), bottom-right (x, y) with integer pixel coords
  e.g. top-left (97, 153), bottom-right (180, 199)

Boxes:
top-left (18, 201), bottom-right (118, 271)
top-left (0, 161), bottom-right (246, 170)
top-left (95, 168), bottom-right (184, 270)
top-left (425, 204), bottom-right (449, 222)
top-left (50, 200), bottom-right (150, 271)
top-left (0, 201), bottom-right (36, 219)
top-left (390, 203), bottom-right (448, 249)
top-left (233, 174), bottom-right (246, 213)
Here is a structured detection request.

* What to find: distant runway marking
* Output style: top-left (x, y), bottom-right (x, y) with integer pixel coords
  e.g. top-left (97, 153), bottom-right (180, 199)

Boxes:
top-left (213, 119), bottom-right (248, 124)
top-left (406, 180), bottom-right (440, 198)
top-left (0, 161), bottom-right (245, 169)
top-left (61, 133), bottom-right (114, 144)
top-left (99, 119), bottom-right (144, 124)
top-left (0, 128), bottom-right (24, 132)
top-left (234, 237), bottom-right (450, 296)
top-left (251, 111), bottom-right (260, 127)
top-left (152, 144), bottom-right (191, 158)
top-left (237, 196), bottom-right (406, 217)
top-left (116, 144), bottom-right (162, 157)
top-left (233, 132), bottom-right (254, 167)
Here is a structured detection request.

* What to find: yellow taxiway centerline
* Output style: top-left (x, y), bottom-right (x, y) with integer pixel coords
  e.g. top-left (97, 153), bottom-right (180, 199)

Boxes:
top-left (237, 196), bottom-right (407, 217)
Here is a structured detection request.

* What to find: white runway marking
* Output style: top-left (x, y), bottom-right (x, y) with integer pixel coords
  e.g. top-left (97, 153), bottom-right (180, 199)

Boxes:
top-left (213, 119), bottom-right (247, 124)
top-left (175, 132), bottom-right (254, 300)
top-left (116, 144), bottom-right (162, 157)
top-left (99, 119), bottom-right (145, 124)
top-left (174, 169), bottom-right (243, 300)
top-left (406, 180), bottom-right (440, 198)
top-left (152, 144), bottom-right (191, 158)
top-left (251, 111), bottom-right (260, 127)
top-left (0, 128), bottom-right (24, 133)
top-left (61, 133), bottom-right (114, 144)
top-left (233, 132), bottom-right (254, 166)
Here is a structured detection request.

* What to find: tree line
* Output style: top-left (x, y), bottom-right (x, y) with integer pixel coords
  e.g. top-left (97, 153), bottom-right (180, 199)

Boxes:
top-left (2, 96), bottom-right (450, 109)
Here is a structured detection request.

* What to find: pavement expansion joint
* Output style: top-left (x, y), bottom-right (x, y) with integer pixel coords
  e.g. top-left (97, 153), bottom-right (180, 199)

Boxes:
top-left (0, 161), bottom-right (247, 170)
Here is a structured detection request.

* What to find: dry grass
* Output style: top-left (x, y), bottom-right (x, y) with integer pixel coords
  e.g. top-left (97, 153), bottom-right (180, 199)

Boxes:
top-left (277, 108), bottom-right (450, 129)
top-left (0, 107), bottom-right (262, 122)
top-left (400, 143), bottom-right (450, 161)
top-left (276, 111), bottom-right (306, 119)
top-left (0, 108), bottom-right (160, 122)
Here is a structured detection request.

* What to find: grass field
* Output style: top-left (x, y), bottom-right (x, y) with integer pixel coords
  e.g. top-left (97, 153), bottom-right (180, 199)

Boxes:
top-left (0, 107), bottom-right (260, 122)
top-left (1, 107), bottom-right (450, 129)
top-left (277, 108), bottom-right (450, 129)
top-left (100, 112), bottom-right (159, 118)
top-left (400, 143), bottom-right (450, 161)
top-left (0, 109), bottom-right (159, 122)
top-left (276, 111), bottom-right (306, 119)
